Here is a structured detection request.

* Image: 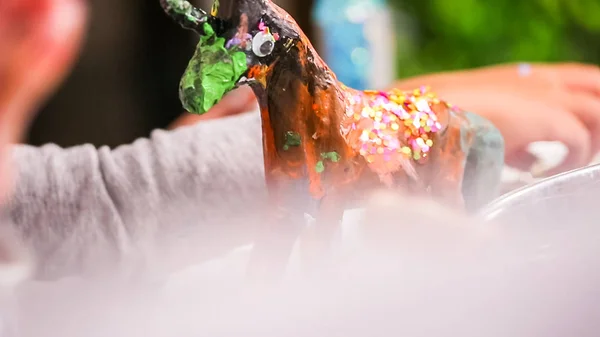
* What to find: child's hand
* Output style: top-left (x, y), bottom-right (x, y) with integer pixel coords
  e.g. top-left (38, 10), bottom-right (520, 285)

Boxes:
top-left (168, 86), bottom-right (257, 129)
top-left (396, 63), bottom-right (600, 176)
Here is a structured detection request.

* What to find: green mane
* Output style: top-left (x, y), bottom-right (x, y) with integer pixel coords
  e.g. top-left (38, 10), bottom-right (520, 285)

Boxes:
top-left (179, 23), bottom-right (248, 114)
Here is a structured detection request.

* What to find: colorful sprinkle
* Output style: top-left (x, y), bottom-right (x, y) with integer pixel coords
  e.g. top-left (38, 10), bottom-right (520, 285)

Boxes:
top-left (315, 161), bottom-right (325, 173)
top-left (283, 131), bottom-right (301, 150)
top-left (314, 151), bottom-right (342, 174)
top-left (344, 87), bottom-right (447, 168)
top-left (321, 151), bottom-right (341, 162)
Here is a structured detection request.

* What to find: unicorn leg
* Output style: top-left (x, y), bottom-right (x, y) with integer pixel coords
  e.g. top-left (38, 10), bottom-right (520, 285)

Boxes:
top-left (300, 195), bottom-right (346, 274)
top-left (461, 112), bottom-right (506, 212)
top-left (246, 210), bottom-right (305, 283)
top-left (246, 179), bottom-right (309, 283)
top-left (159, 0), bottom-right (210, 33)
top-left (427, 122), bottom-right (469, 209)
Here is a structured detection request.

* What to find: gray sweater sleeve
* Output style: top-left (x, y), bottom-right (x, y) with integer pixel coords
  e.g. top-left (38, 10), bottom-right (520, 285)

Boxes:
top-left (3, 111), bottom-right (268, 280)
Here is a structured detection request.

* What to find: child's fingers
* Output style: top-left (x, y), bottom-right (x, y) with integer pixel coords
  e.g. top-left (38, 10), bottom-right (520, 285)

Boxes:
top-left (212, 86), bottom-right (257, 115)
top-left (505, 149), bottom-right (538, 172)
top-left (558, 91), bottom-right (600, 155)
top-left (168, 87), bottom-right (257, 129)
top-left (544, 63), bottom-right (600, 97)
top-left (536, 110), bottom-right (592, 177)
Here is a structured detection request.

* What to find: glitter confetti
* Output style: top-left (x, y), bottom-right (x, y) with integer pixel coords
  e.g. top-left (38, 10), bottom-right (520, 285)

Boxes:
top-left (344, 87), bottom-right (447, 173)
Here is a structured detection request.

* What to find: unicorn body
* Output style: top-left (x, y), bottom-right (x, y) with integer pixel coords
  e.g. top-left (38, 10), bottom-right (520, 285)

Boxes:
top-left (161, 0), bottom-right (505, 278)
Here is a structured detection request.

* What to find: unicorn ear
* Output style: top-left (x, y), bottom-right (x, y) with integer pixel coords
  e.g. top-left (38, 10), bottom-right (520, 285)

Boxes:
top-left (160, 0), bottom-right (213, 35)
top-left (211, 0), bottom-right (246, 19)
top-left (210, 0), bottom-right (267, 22)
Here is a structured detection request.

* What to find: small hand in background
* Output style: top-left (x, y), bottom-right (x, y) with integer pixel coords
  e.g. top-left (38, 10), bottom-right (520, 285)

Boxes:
top-left (168, 86), bottom-right (257, 129)
top-left (397, 62), bottom-right (600, 177)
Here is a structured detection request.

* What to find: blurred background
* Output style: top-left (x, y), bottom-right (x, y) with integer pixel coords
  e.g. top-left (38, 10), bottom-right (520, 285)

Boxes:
top-left (28, 0), bottom-right (600, 148)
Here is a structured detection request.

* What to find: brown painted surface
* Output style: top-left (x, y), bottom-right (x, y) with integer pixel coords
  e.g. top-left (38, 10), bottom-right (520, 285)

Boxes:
top-left (248, 36), bottom-right (473, 276)
top-left (163, 0), bottom-right (476, 279)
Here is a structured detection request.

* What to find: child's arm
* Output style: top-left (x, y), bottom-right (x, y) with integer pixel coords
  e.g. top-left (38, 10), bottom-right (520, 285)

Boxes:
top-left (4, 111), bottom-right (267, 280)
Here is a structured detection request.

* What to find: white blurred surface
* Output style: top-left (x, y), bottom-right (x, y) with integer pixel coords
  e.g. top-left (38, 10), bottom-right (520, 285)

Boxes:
top-left (18, 190), bottom-right (600, 337)
top-left (13, 142), bottom-right (600, 337)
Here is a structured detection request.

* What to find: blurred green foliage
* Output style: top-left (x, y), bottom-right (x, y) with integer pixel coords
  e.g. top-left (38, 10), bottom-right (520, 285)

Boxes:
top-left (388, 0), bottom-right (600, 78)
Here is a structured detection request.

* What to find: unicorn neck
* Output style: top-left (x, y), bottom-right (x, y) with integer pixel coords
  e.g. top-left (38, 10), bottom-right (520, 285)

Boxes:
top-left (249, 39), bottom-right (342, 153)
top-left (249, 74), bottom-right (346, 158)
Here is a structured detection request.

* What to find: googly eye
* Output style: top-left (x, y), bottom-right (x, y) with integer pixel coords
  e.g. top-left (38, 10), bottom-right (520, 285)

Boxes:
top-left (252, 32), bottom-right (276, 57)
